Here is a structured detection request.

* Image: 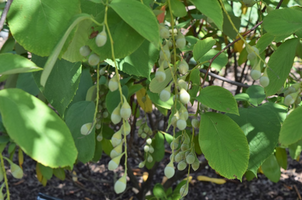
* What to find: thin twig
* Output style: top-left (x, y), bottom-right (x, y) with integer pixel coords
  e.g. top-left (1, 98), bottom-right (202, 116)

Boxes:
top-left (200, 69), bottom-right (250, 88)
top-left (294, 185), bottom-right (302, 200)
top-left (200, 21), bottom-right (263, 87)
top-left (0, 0), bottom-right (13, 32)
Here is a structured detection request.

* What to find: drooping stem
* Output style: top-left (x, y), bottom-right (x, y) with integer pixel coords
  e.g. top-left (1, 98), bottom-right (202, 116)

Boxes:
top-left (0, 154), bottom-right (10, 200)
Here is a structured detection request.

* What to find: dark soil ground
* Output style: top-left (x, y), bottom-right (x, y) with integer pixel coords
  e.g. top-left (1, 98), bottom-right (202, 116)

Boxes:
top-left (3, 149), bottom-right (302, 200)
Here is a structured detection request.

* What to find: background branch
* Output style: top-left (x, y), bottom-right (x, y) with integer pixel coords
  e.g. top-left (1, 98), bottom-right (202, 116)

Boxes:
top-left (0, 0), bottom-right (13, 32)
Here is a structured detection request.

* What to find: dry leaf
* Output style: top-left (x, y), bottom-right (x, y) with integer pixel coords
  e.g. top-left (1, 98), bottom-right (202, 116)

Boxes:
top-left (197, 175), bottom-right (226, 184)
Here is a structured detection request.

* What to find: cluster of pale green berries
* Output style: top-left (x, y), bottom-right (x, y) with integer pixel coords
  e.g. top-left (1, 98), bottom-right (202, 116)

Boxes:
top-left (137, 120), bottom-right (152, 139)
top-left (138, 138), bottom-right (155, 167)
top-left (79, 26), bottom-right (107, 66)
top-left (282, 83), bottom-right (301, 106)
top-left (247, 46), bottom-right (270, 87)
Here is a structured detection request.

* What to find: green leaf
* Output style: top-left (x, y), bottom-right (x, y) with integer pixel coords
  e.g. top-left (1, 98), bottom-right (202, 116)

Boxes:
top-left (190, 0), bottom-right (223, 30)
top-left (170, 0), bottom-right (187, 17)
top-left (196, 86), bottom-right (239, 115)
top-left (234, 93), bottom-right (249, 102)
top-left (288, 139), bottom-right (302, 160)
top-left (32, 55), bottom-right (82, 116)
top-left (199, 49), bottom-right (228, 71)
top-left (222, 12), bottom-right (241, 40)
top-left (263, 8), bottom-right (302, 36)
top-left (275, 147), bottom-right (287, 170)
top-left (38, 163), bottom-right (53, 180)
top-left (117, 40), bottom-right (159, 80)
top-left (0, 53), bottom-right (42, 75)
top-left (71, 68), bottom-right (93, 104)
top-left (65, 101), bottom-right (95, 163)
top-left (93, 137), bottom-right (103, 162)
top-left (16, 73), bottom-right (40, 96)
top-left (199, 112), bottom-right (249, 181)
top-left (105, 86), bottom-right (128, 114)
top-left (246, 85), bottom-right (266, 106)
top-left (7, 0), bottom-right (80, 56)
top-left (227, 102), bottom-right (287, 175)
top-left (153, 183), bottom-right (167, 199)
top-left (53, 168), bottom-right (66, 181)
top-left (149, 68), bottom-right (173, 93)
top-left (279, 105), bottom-right (302, 146)
top-left (0, 89), bottom-right (77, 168)
top-left (110, 0), bottom-right (160, 47)
top-left (265, 38), bottom-right (299, 96)
top-left (193, 38), bottom-right (216, 62)
top-left (261, 154), bottom-right (281, 183)
top-left (101, 138), bottom-right (113, 156)
top-left (256, 33), bottom-right (275, 54)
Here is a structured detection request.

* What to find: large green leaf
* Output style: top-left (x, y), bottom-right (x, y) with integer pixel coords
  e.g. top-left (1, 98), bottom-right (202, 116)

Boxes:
top-left (117, 40), bottom-right (159, 80)
top-left (199, 112), bottom-right (249, 181)
top-left (222, 12), bottom-right (241, 40)
top-left (279, 106), bottom-right (302, 146)
top-left (190, 0), bottom-right (223, 30)
top-left (110, 0), bottom-right (160, 47)
top-left (65, 101), bottom-right (95, 163)
top-left (261, 154), bottom-right (281, 183)
top-left (246, 85), bottom-right (266, 106)
top-left (196, 86), bottom-right (239, 115)
top-left (263, 8), bottom-right (302, 36)
top-left (227, 103), bottom-right (287, 175)
top-left (256, 33), bottom-right (275, 54)
top-left (7, 0), bottom-right (80, 56)
top-left (0, 53), bottom-right (42, 75)
top-left (16, 73), bottom-right (40, 96)
top-left (265, 38), bottom-right (299, 96)
top-left (32, 55), bottom-right (82, 116)
top-left (0, 89), bottom-right (77, 168)
top-left (193, 38), bottom-right (216, 62)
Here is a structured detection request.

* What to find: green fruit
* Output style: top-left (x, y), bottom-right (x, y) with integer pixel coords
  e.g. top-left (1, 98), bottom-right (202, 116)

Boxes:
top-left (260, 76), bottom-right (270, 87)
top-left (192, 159), bottom-right (200, 171)
top-left (120, 97), bottom-right (131, 120)
top-left (164, 164), bottom-right (175, 179)
top-left (159, 24), bottom-right (170, 39)
top-left (111, 105), bottom-right (122, 124)
top-left (111, 129), bottom-right (122, 147)
top-left (79, 46), bottom-right (91, 57)
top-left (108, 75), bottom-right (119, 92)
top-left (175, 152), bottom-right (185, 162)
top-left (149, 146), bottom-right (154, 153)
top-left (144, 145), bottom-right (150, 152)
top-left (114, 175), bottom-right (127, 194)
top-left (246, 46), bottom-right (259, 61)
top-left (180, 185), bottom-right (189, 197)
top-left (177, 160), bottom-right (187, 171)
top-left (95, 30), bottom-right (107, 47)
top-left (250, 70), bottom-right (261, 80)
top-left (155, 70), bottom-right (166, 82)
top-left (179, 89), bottom-right (190, 104)
top-left (88, 54), bottom-right (100, 66)
top-left (178, 60), bottom-right (189, 74)
top-left (185, 153), bottom-right (196, 164)
top-left (170, 140), bottom-right (179, 149)
top-left (176, 119), bottom-right (187, 130)
top-left (160, 89), bottom-right (171, 102)
top-left (181, 143), bottom-right (189, 151)
top-left (176, 32), bottom-right (186, 49)
top-left (122, 121), bottom-right (131, 136)
top-left (97, 134), bottom-right (103, 142)
top-left (96, 123), bottom-right (101, 130)
top-left (138, 162), bottom-right (145, 168)
top-left (147, 155), bottom-right (153, 163)
top-left (192, 118), bottom-right (200, 128)
top-left (80, 123), bottom-right (92, 135)
top-left (178, 79), bottom-right (188, 90)
top-left (146, 138), bottom-right (152, 145)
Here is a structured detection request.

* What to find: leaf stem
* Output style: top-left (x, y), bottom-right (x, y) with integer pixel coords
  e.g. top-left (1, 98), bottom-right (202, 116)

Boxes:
top-left (0, 154), bottom-right (10, 200)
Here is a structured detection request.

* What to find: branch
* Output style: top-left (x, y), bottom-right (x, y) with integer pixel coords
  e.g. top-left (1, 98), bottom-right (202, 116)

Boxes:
top-left (200, 69), bottom-right (250, 88)
top-left (200, 21), bottom-right (263, 87)
top-left (0, 0), bottom-right (13, 32)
